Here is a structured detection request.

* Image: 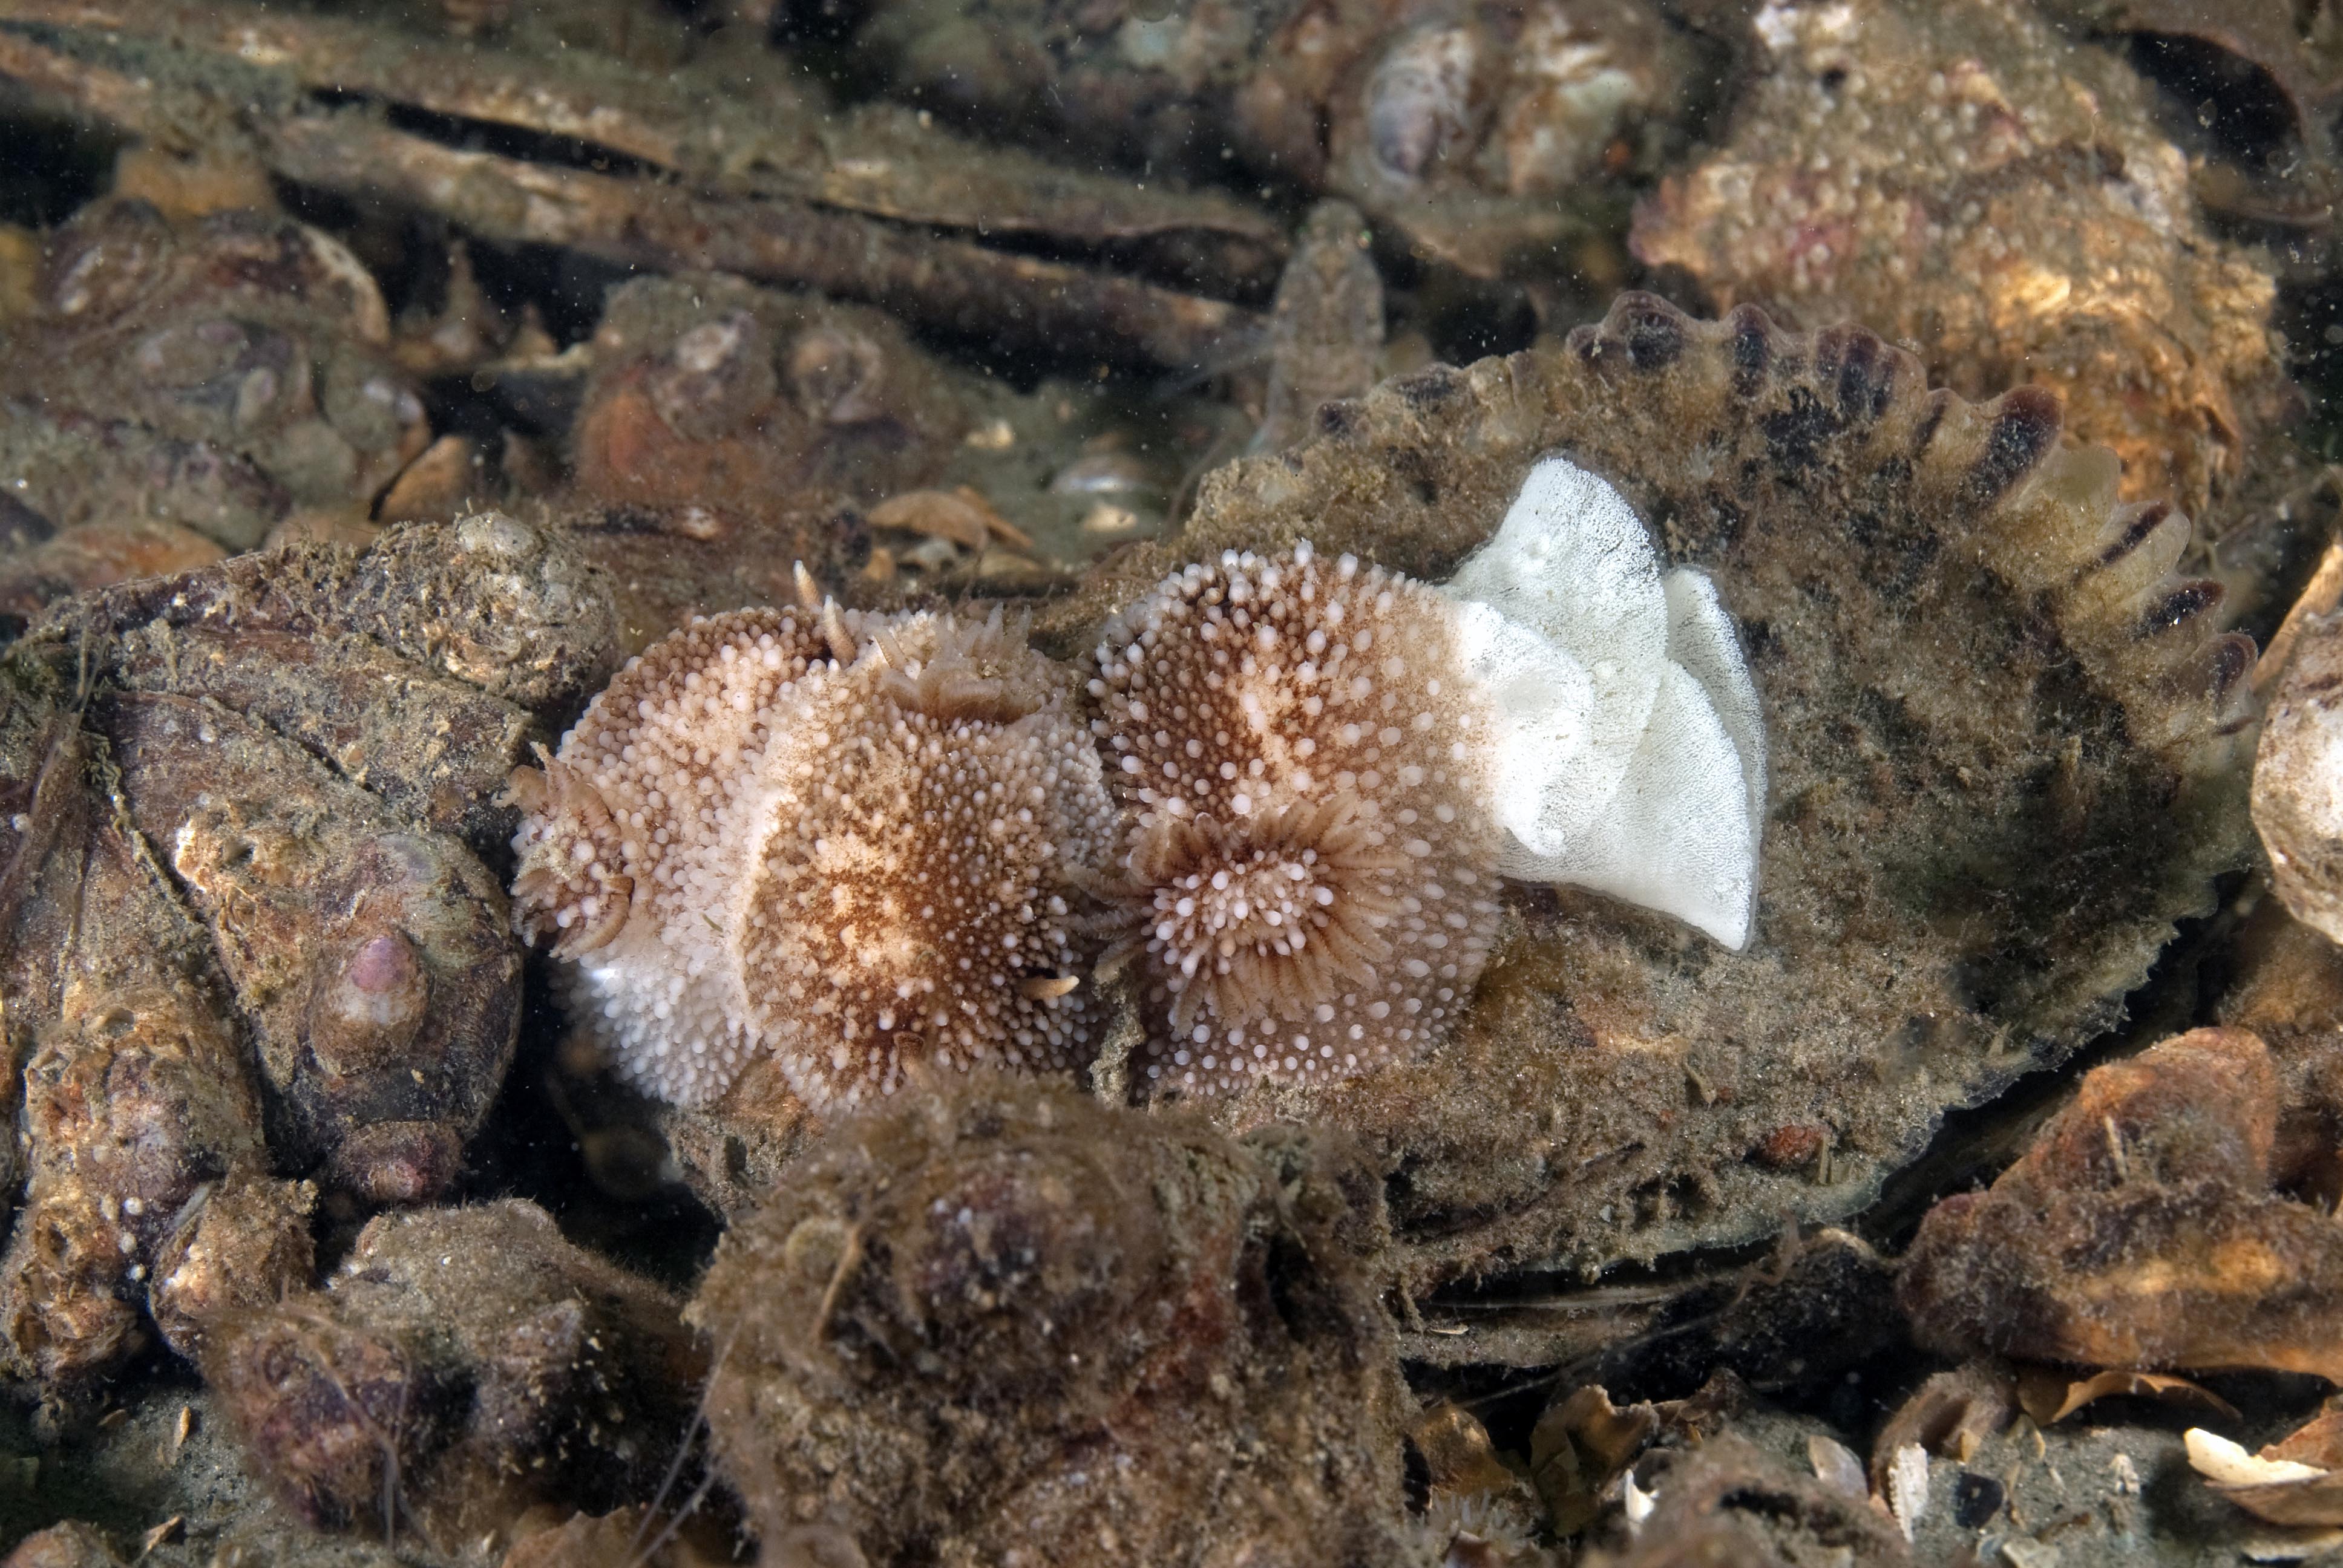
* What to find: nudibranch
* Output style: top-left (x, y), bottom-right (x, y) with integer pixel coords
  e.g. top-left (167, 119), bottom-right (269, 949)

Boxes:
top-left (1092, 456), bottom-right (1765, 1095)
top-left (509, 585), bottom-right (1115, 1111)
top-left (1090, 545), bottom-right (1507, 1096)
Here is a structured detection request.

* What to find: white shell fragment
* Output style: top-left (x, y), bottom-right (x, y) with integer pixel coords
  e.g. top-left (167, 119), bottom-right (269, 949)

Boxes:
top-left (2185, 1429), bottom-right (2330, 1489)
top-left (1886, 1442), bottom-right (1930, 1543)
top-left (2253, 609), bottom-right (2343, 947)
top-left (1807, 1433), bottom-right (1868, 1500)
top-left (1444, 455), bottom-right (1766, 949)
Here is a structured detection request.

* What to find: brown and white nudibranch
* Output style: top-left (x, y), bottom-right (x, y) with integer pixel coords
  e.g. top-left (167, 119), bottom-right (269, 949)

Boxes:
top-left (1091, 459), bottom-right (1766, 1096)
top-left (1089, 543), bottom-right (1507, 1096)
top-left (515, 460), bottom-right (1765, 1108)
top-left (508, 577), bottom-right (1115, 1111)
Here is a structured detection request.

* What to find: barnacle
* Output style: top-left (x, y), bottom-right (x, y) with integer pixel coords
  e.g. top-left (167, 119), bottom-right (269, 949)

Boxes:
top-left (511, 591), bottom-right (1116, 1111)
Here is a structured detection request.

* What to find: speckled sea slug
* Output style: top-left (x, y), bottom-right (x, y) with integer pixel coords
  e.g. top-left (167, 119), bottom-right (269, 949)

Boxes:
top-left (1092, 457), bottom-right (1766, 1096)
top-left (509, 593), bottom-right (1116, 1111)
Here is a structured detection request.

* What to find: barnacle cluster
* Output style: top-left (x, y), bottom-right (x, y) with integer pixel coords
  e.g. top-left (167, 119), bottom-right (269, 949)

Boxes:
top-left (510, 592), bottom-right (1116, 1111)
top-left (0, 512), bottom-right (608, 1391)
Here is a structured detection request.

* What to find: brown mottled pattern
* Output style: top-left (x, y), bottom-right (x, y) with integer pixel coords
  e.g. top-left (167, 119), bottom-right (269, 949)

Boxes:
top-left (1628, 0), bottom-right (2285, 522)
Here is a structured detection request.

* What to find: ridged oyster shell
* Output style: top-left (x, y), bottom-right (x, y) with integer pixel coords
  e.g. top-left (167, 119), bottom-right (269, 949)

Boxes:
top-left (1052, 292), bottom-right (2255, 1286)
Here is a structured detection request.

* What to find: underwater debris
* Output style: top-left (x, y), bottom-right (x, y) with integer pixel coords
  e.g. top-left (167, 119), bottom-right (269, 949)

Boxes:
top-left (1899, 1026), bottom-right (2343, 1379)
top-left (570, 275), bottom-right (967, 556)
top-left (1530, 1385), bottom-right (1664, 1537)
top-left (2037, 0), bottom-right (2343, 231)
top-left (0, 198), bottom-right (429, 620)
top-left (687, 1074), bottom-right (1413, 1565)
top-left (511, 598), bottom-right (1114, 1111)
top-left (2187, 1403), bottom-right (2343, 1528)
top-left (1578, 1432), bottom-right (1911, 1568)
top-left (842, 0), bottom-right (1694, 283)
top-left (1044, 291), bottom-right (2253, 1288)
top-left (865, 486), bottom-right (1033, 558)
top-left (494, 1506), bottom-right (724, 1568)
top-left (0, 199), bottom-right (424, 521)
top-left (1869, 1361), bottom-right (2015, 1488)
top-left (0, 0), bottom-right (1276, 373)
top-left (1633, 0), bottom-right (2288, 523)
top-left (2016, 1364), bottom-right (2238, 1427)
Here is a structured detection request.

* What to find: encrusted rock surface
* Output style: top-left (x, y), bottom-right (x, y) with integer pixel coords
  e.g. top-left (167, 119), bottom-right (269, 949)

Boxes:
top-left (203, 1200), bottom-right (700, 1545)
top-left (0, 198), bottom-right (431, 621)
top-left (1899, 1026), bottom-right (2343, 1379)
top-left (690, 1075), bottom-right (1413, 1566)
top-left (0, 514), bottom-right (616, 1390)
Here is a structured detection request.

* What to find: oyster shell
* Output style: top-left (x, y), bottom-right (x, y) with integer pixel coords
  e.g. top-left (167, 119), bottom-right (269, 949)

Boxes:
top-left (1631, 0), bottom-right (2287, 525)
top-left (0, 514), bottom-right (618, 1388)
top-left (1050, 293), bottom-right (2254, 1285)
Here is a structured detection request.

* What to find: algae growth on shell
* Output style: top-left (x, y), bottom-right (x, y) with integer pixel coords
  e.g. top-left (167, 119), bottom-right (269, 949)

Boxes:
top-left (1047, 292), bottom-right (2256, 1288)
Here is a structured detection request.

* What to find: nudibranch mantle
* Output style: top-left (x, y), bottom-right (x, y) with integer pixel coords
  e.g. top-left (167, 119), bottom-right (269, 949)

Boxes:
top-left (509, 599), bottom-right (1116, 1112)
